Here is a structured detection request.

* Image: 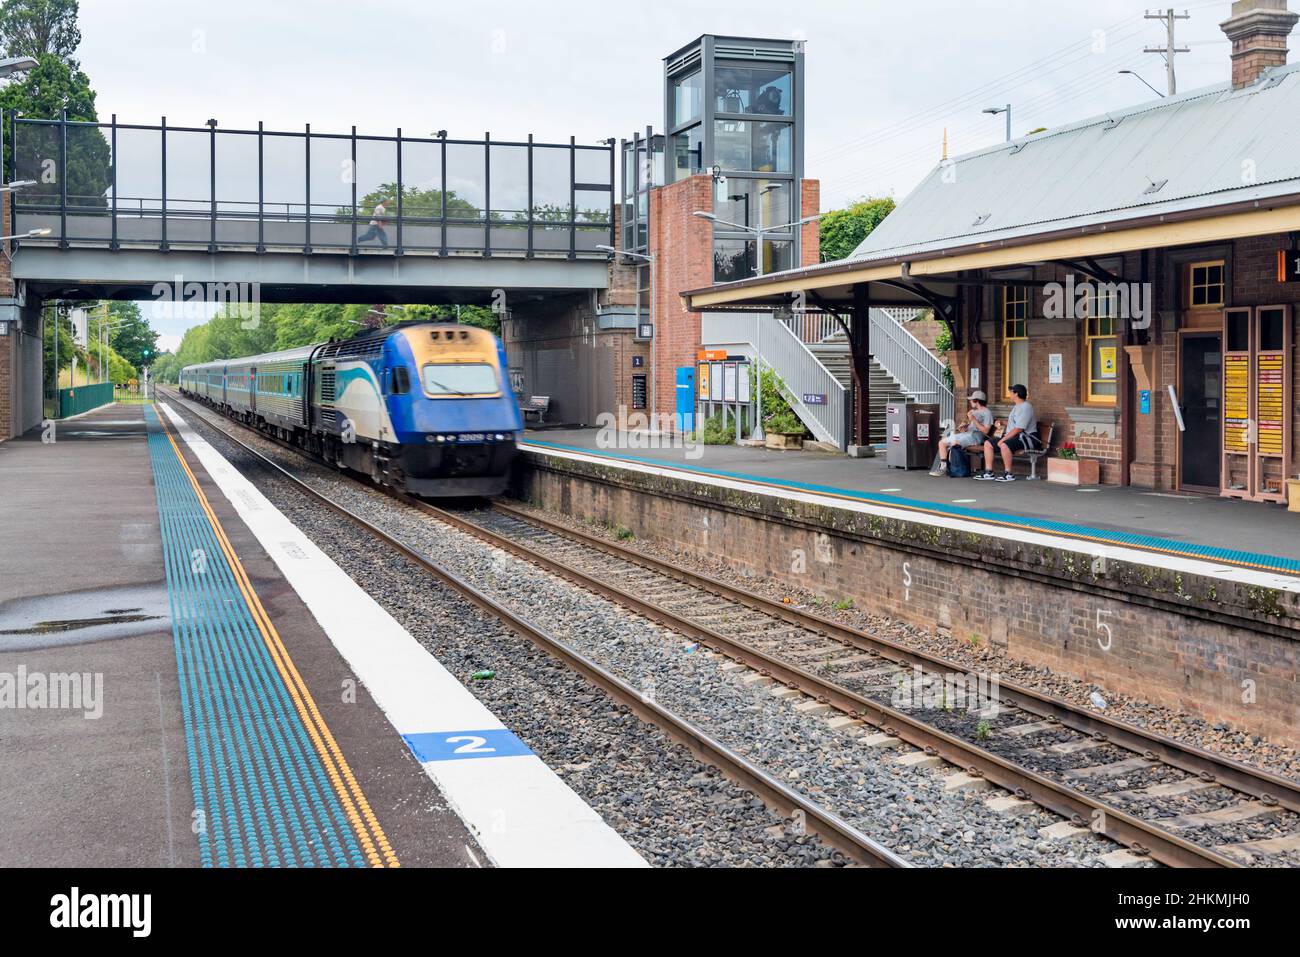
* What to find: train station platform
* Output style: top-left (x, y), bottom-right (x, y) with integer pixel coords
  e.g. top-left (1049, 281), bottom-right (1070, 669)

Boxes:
top-left (516, 429), bottom-right (1300, 747)
top-left (0, 404), bottom-right (643, 867)
top-left (521, 429), bottom-right (1300, 579)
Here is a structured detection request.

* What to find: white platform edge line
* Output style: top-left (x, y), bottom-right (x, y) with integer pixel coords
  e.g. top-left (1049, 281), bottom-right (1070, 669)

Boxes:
top-left (521, 442), bottom-right (1300, 594)
top-left (160, 404), bottom-right (646, 868)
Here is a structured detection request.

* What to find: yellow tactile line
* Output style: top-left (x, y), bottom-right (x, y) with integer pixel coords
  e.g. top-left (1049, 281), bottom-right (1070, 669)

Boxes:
top-left (157, 410), bottom-right (399, 868)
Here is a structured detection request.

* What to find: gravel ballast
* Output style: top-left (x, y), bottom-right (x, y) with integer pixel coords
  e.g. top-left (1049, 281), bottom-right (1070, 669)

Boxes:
top-left (168, 398), bottom-right (1136, 868)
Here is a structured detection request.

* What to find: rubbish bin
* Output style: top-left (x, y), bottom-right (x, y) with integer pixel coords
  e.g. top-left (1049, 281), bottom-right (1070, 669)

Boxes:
top-left (885, 402), bottom-right (940, 469)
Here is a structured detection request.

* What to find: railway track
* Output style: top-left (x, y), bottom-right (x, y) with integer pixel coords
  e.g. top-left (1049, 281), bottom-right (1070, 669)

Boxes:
top-left (158, 391), bottom-right (907, 868)
top-left (162, 390), bottom-right (1300, 867)
top-left (435, 500), bottom-right (1300, 868)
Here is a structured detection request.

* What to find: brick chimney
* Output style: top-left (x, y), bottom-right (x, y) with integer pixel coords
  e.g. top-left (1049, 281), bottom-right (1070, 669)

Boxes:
top-left (1221, 0), bottom-right (1299, 88)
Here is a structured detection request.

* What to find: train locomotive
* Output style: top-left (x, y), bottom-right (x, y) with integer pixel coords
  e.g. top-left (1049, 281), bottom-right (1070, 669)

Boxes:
top-left (179, 322), bottom-right (522, 497)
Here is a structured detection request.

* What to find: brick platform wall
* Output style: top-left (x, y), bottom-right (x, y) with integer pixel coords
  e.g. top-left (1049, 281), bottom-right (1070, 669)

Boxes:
top-left (519, 452), bottom-right (1300, 746)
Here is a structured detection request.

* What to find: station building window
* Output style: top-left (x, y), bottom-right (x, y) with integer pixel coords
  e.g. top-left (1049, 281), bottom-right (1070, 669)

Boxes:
top-left (672, 71), bottom-right (703, 127)
top-left (671, 125), bottom-right (703, 183)
top-left (713, 120), bottom-right (791, 173)
top-left (714, 65), bottom-right (792, 116)
top-left (712, 237), bottom-right (793, 283)
top-left (1189, 260), bottom-right (1226, 309)
top-left (1002, 285), bottom-right (1030, 395)
top-left (714, 178), bottom-right (790, 231)
top-left (1084, 286), bottom-right (1118, 403)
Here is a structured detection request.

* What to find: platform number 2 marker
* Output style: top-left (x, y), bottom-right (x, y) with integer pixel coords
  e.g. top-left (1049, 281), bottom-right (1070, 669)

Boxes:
top-left (1095, 609), bottom-right (1113, 651)
top-left (903, 562), bottom-right (912, 603)
top-left (445, 735), bottom-right (496, 755)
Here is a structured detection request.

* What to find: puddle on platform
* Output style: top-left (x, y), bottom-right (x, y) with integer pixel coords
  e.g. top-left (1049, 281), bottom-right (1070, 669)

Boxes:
top-left (0, 584), bottom-right (171, 652)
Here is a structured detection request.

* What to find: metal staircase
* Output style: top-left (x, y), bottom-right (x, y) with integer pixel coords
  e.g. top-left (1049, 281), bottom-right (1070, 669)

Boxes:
top-left (806, 341), bottom-right (909, 445)
top-left (699, 308), bottom-right (953, 451)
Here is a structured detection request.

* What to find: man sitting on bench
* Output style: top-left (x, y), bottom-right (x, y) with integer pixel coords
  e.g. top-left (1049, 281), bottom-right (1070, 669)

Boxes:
top-left (929, 390), bottom-right (993, 476)
top-left (976, 383), bottom-right (1038, 483)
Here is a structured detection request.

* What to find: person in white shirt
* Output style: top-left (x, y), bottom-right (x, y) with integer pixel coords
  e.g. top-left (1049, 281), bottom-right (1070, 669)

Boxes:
top-left (356, 196), bottom-right (394, 247)
top-left (929, 390), bottom-right (994, 476)
top-left (976, 383), bottom-right (1039, 482)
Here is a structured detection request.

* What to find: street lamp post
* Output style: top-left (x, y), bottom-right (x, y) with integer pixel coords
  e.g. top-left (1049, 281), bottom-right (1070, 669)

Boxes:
top-left (597, 244), bottom-right (657, 427)
top-left (0, 57), bottom-right (38, 78)
top-left (983, 104), bottom-right (1011, 143)
top-left (1118, 69), bottom-right (1166, 98)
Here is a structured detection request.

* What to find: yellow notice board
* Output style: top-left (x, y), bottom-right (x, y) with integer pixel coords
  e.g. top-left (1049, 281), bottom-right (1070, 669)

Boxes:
top-left (1099, 347), bottom-right (1117, 379)
top-left (697, 362), bottom-right (710, 399)
top-left (1224, 354), bottom-right (1250, 452)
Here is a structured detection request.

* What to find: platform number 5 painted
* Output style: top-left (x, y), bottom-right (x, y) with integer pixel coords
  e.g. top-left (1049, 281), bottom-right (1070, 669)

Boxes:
top-left (1095, 609), bottom-right (1113, 651)
top-left (446, 735), bottom-right (496, 755)
top-left (903, 562), bottom-right (912, 603)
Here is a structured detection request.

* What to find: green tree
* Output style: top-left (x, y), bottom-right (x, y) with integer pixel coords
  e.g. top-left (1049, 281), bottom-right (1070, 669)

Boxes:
top-left (0, 0), bottom-right (80, 63)
top-left (0, 52), bottom-right (110, 206)
top-left (819, 197), bottom-right (895, 262)
top-left (389, 302), bottom-right (500, 336)
top-left (42, 304), bottom-right (73, 384)
top-left (106, 301), bottom-right (158, 369)
top-left (149, 352), bottom-right (180, 383)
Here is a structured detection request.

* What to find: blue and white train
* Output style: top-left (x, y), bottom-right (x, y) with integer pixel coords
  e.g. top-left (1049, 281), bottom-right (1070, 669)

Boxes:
top-left (179, 322), bottom-right (522, 497)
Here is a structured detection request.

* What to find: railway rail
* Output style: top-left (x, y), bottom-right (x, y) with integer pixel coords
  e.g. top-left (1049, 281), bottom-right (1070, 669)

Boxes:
top-left (163, 389), bottom-right (1300, 868)
top-left (159, 390), bottom-right (907, 868)
top-left (441, 502), bottom-right (1300, 868)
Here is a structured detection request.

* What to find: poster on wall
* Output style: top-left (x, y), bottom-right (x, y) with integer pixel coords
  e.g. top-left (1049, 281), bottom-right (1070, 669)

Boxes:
top-left (738, 362), bottom-right (751, 403)
top-left (723, 363), bottom-right (738, 402)
top-left (1099, 347), bottom-right (1117, 379)
top-left (1048, 354), bottom-right (1063, 384)
top-left (697, 362), bottom-right (710, 399)
top-left (710, 362), bottom-right (724, 401)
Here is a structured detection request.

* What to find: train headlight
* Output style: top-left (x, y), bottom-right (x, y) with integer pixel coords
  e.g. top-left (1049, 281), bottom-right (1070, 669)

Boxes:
top-left (494, 433), bottom-right (506, 441)
top-left (446, 434), bottom-right (457, 442)
top-left (435, 435), bottom-right (446, 443)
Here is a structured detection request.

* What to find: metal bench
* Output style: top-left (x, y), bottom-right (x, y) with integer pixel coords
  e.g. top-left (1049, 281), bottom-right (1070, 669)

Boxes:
top-left (521, 395), bottom-right (550, 427)
top-left (967, 421), bottom-right (1055, 479)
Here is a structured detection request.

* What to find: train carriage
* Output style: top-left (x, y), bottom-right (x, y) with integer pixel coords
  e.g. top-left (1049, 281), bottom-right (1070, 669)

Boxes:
top-left (179, 322), bottom-right (521, 497)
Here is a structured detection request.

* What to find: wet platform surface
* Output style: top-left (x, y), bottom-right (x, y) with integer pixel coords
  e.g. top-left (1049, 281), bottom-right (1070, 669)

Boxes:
top-left (523, 429), bottom-right (1300, 570)
top-left (0, 405), bottom-right (479, 867)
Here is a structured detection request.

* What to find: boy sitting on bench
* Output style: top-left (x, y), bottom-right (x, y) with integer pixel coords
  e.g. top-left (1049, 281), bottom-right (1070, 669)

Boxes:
top-left (929, 390), bottom-right (994, 476)
top-left (976, 383), bottom-right (1039, 482)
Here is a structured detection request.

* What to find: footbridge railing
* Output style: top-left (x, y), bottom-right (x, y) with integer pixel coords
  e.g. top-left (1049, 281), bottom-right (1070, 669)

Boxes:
top-left (3, 112), bottom-right (616, 259)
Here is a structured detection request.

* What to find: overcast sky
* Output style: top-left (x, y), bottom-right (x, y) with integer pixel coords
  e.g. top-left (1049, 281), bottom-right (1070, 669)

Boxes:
top-left (74, 0), bottom-right (1246, 348)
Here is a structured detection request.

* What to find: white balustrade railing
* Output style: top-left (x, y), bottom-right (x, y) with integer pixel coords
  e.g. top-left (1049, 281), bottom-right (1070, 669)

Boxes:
top-left (701, 312), bottom-right (847, 449)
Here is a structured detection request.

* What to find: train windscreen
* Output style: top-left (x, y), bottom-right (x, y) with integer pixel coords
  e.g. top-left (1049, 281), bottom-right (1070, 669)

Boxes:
top-left (421, 363), bottom-right (500, 397)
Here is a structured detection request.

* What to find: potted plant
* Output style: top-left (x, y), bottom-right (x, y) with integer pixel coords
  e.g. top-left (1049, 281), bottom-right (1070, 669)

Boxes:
top-left (1047, 442), bottom-right (1099, 485)
top-left (763, 410), bottom-right (806, 450)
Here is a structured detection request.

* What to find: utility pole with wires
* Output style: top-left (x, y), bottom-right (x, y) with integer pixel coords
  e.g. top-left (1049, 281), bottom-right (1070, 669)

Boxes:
top-left (1144, 8), bottom-right (1191, 95)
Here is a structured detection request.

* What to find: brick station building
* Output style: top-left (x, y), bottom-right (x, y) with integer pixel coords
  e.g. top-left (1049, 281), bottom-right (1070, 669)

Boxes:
top-left (685, 0), bottom-right (1300, 503)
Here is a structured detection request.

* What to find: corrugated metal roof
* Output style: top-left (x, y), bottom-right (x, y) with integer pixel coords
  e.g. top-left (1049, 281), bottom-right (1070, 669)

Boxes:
top-left (851, 62), bottom-right (1300, 264)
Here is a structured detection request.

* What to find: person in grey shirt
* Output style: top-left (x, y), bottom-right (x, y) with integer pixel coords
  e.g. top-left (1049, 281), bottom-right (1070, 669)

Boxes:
top-left (976, 383), bottom-right (1038, 482)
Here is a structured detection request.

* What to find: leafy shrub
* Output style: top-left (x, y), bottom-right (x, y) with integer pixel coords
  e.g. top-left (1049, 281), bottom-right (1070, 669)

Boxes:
top-left (765, 410), bottom-right (805, 435)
